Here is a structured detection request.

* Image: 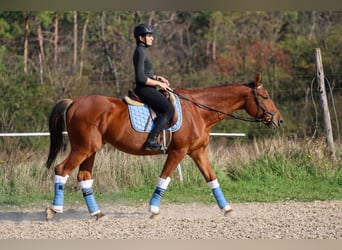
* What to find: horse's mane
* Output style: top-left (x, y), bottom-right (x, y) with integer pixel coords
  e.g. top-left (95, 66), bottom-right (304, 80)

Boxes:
top-left (219, 81), bottom-right (254, 87)
top-left (175, 81), bottom-right (254, 93)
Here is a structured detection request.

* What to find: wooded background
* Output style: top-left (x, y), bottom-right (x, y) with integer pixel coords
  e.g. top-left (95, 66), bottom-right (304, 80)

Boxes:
top-left (0, 11), bottom-right (341, 144)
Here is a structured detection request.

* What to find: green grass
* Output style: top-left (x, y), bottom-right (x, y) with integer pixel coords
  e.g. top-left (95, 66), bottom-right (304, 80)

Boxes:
top-left (0, 137), bottom-right (341, 208)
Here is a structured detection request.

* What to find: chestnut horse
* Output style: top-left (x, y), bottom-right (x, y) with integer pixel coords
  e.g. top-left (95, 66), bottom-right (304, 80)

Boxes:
top-left (45, 74), bottom-right (282, 220)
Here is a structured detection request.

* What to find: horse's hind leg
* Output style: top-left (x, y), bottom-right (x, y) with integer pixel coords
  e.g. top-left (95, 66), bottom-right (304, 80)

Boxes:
top-left (46, 151), bottom-right (90, 220)
top-left (46, 172), bottom-right (70, 220)
top-left (77, 153), bottom-right (104, 220)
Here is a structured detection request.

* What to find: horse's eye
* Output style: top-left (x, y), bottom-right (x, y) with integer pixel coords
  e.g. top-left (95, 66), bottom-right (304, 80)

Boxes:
top-left (258, 94), bottom-right (269, 100)
top-left (261, 90), bottom-right (270, 100)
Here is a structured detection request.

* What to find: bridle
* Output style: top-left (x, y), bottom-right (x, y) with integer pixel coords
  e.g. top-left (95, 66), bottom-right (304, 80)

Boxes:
top-left (251, 84), bottom-right (277, 126)
top-left (167, 84), bottom-right (276, 125)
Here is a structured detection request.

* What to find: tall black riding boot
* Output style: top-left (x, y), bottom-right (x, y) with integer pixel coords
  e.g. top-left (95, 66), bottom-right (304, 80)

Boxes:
top-left (145, 116), bottom-right (169, 151)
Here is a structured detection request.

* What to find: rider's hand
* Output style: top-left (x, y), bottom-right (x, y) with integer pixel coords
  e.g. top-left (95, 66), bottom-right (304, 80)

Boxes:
top-left (156, 76), bottom-right (169, 86)
top-left (158, 81), bottom-right (170, 91)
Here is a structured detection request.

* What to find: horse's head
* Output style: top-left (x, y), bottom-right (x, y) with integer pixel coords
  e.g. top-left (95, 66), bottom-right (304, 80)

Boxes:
top-left (245, 73), bottom-right (283, 129)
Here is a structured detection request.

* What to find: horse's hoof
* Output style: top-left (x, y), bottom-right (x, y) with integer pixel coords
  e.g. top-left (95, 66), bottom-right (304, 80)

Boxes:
top-left (94, 212), bottom-right (105, 220)
top-left (45, 207), bottom-right (57, 221)
top-left (224, 208), bottom-right (234, 217)
top-left (150, 213), bottom-right (160, 220)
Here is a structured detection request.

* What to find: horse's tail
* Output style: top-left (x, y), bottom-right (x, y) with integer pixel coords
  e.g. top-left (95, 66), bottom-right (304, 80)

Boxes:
top-left (46, 99), bottom-right (74, 169)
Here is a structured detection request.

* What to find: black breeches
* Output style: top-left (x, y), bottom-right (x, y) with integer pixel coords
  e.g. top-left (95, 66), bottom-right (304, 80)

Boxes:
top-left (135, 86), bottom-right (174, 121)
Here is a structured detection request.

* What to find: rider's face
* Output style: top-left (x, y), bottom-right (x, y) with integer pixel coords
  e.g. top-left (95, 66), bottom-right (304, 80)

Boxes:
top-left (141, 33), bottom-right (153, 46)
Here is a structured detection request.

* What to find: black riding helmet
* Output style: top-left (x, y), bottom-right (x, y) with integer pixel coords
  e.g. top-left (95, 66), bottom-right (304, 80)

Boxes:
top-left (134, 23), bottom-right (156, 45)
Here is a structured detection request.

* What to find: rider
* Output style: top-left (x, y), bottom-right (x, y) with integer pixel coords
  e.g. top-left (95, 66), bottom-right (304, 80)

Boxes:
top-left (133, 23), bottom-right (174, 151)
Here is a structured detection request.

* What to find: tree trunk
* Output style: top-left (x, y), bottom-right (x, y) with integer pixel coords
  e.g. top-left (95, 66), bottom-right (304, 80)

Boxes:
top-left (73, 11), bottom-right (78, 72)
top-left (308, 11), bottom-right (316, 41)
top-left (79, 15), bottom-right (89, 78)
top-left (36, 21), bottom-right (45, 84)
top-left (101, 11), bottom-right (119, 95)
top-left (24, 13), bottom-right (30, 74)
top-left (206, 40), bottom-right (210, 58)
top-left (36, 23), bottom-right (45, 64)
top-left (148, 11), bottom-right (155, 25)
top-left (53, 13), bottom-right (59, 66)
top-left (212, 25), bottom-right (217, 61)
top-left (38, 53), bottom-right (43, 84)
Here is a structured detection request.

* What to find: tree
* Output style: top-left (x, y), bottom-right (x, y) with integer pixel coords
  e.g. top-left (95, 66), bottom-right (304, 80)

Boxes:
top-left (53, 12), bottom-right (59, 66)
top-left (24, 12), bottom-right (29, 74)
top-left (73, 11), bottom-right (78, 72)
top-left (79, 13), bottom-right (89, 78)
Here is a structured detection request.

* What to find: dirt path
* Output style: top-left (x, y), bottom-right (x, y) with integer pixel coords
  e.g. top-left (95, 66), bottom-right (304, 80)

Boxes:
top-left (0, 200), bottom-right (341, 239)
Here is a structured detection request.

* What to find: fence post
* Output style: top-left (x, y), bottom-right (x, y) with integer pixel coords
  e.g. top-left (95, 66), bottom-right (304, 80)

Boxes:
top-left (315, 48), bottom-right (336, 161)
top-left (176, 164), bottom-right (183, 182)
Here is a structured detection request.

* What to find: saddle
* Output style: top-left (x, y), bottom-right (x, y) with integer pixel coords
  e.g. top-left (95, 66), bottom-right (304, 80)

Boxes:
top-left (123, 89), bottom-right (179, 151)
top-left (124, 89), bottom-right (178, 127)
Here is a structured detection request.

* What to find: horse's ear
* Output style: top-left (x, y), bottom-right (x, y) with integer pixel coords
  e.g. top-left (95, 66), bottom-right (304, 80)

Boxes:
top-left (254, 73), bottom-right (262, 87)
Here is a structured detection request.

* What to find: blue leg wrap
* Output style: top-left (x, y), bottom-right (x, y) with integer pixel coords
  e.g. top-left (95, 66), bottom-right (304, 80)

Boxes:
top-left (212, 187), bottom-right (228, 209)
top-left (82, 187), bottom-right (100, 215)
top-left (149, 187), bottom-right (165, 208)
top-left (53, 183), bottom-right (65, 207)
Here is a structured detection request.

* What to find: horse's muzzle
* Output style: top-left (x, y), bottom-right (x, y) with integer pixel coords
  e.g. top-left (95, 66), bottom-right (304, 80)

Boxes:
top-left (267, 114), bottom-right (283, 129)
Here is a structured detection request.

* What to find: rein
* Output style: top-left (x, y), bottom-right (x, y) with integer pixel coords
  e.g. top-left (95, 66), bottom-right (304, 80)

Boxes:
top-left (167, 87), bottom-right (264, 123)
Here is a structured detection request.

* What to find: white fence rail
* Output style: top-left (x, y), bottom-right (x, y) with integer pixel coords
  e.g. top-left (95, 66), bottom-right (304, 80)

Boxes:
top-left (0, 132), bottom-right (68, 137)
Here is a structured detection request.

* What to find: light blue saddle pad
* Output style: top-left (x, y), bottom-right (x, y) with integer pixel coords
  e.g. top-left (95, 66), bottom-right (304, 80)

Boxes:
top-left (128, 95), bottom-right (182, 133)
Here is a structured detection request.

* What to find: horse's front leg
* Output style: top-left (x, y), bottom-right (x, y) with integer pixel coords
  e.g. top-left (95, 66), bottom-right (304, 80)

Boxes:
top-left (148, 151), bottom-right (186, 218)
top-left (189, 147), bottom-right (233, 216)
